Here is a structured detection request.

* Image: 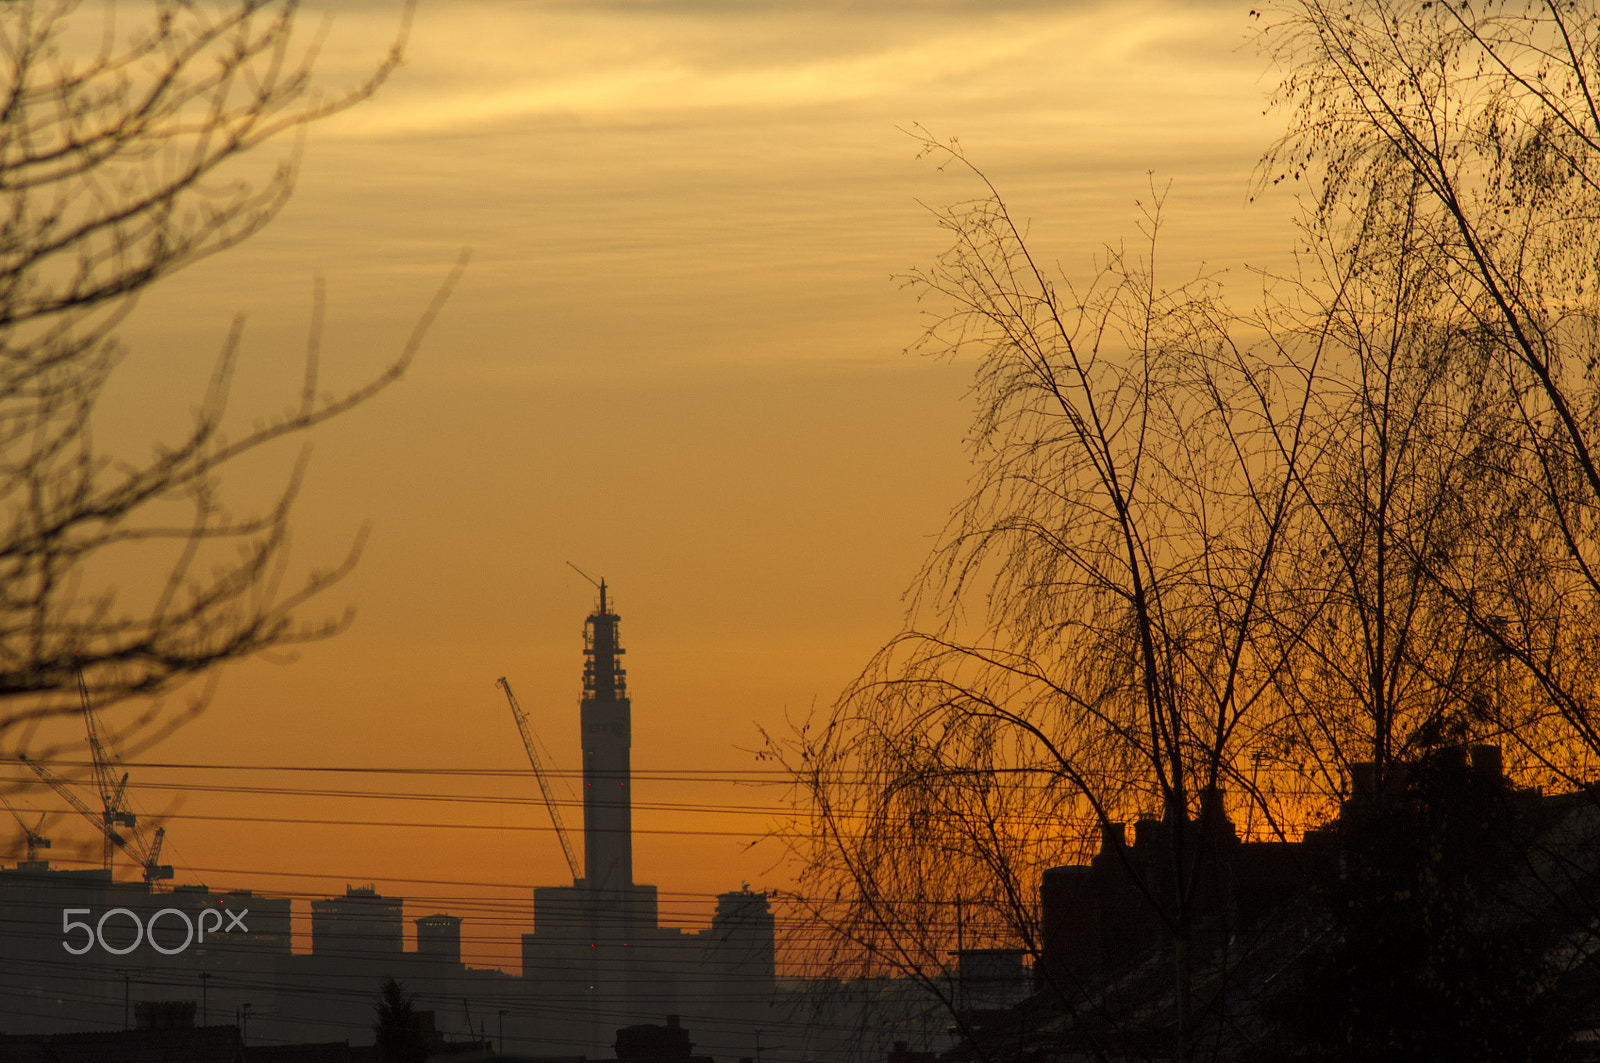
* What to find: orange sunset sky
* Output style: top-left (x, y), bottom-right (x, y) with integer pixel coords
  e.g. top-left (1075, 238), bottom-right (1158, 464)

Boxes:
top-left (4, 0), bottom-right (1303, 971)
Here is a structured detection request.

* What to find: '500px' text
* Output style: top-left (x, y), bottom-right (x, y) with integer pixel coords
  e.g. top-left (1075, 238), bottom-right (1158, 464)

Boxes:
top-left (61, 907), bottom-right (248, 956)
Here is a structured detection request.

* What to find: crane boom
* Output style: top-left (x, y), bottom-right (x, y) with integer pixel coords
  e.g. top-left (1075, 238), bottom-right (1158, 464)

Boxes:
top-left (68, 668), bottom-right (172, 884)
top-left (20, 754), bottom-right (127, 868)
top-left (18, 755), bottom-right (170, 880)
top-left (78, 669), bottom-right (136, 830)
top-left (497, 676), bottom-right (583, 882)
top-left (143, 827), bottom-right (171, 884)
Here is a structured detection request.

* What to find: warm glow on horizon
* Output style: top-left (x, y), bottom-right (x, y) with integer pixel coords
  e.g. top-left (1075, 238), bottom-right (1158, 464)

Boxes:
top-left (0, 0), bottom-right (1304, 973)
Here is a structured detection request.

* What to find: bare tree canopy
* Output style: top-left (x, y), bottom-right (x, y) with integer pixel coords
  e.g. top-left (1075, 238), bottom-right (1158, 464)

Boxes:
top-left (1262, 0), bottom-right (1600, 785)
top-left (776, 2), bottom-right (1600, 1059)
top-left (0, 0), bottom-right (463, 751)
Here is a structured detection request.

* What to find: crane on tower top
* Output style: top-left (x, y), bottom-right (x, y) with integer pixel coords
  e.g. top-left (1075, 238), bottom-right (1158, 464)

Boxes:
top-left (497, 676), bottom-right (583, 883)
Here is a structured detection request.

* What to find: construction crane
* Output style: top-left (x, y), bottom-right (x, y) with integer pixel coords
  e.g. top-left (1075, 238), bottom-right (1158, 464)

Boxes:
top-left (18, 755), bottom-right (172, 883)
top-left (70, 667), bottom-right (173, 884)
top-left (78, 668), bottom-right (137, 836)
top-left (0, 788), bottom-right (50, 863)
top-left (20, 753), bottom-right (126, 869)
top-left (145, 826), bottom-right (168, 882)
top-left (497, 676), bottom-right (583, 882)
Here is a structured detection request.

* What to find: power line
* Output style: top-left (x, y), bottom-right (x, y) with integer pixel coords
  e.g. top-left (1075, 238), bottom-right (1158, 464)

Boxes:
top-left (86, 778), bottom-right (796, 816)
top-left (109, 810), bottom-right (770, 838)
top-left (1, 759), bottom-right (801, 780)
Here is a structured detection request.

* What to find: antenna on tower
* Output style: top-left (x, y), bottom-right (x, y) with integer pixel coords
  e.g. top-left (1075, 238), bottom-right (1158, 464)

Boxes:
top-left (566, 562), bottom-right (607, 613)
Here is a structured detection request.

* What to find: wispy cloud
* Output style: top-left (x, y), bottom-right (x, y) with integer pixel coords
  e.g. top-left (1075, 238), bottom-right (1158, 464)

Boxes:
top-left (310, 0), bottom-right (1263, 141)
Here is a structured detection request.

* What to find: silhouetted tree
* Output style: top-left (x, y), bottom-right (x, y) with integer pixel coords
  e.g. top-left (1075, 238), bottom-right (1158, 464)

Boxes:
top-left (373, 978), bottom-right (429, 1063)
top-left (0, 0), bottom-right (464, 754)
top-left (779, 5), bottom-right (1600, 1061)
top-left (780, 29), bottom-right (1600, 1058)
top-left (1249, 185), bottom-right (1537, 810)
top-left (1262, 0), bottom-right (1600, 787)
top-left (1250, 8), bottom-right (1600, 1047)
top-left (773, 139), bottom-right (1326, 1063)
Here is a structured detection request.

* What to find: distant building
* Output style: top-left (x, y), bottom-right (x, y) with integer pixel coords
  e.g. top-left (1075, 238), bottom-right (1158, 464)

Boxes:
top-left (415, 912), bottom-right (462, 966)
top-left (170, 884), bottom-right (292, 954)
top-left (311, 885), bottom-right (403, 959)
top-left (0, 863), bottom-right (299, 1034)
top-left (704, 889), bottom-right (776, 998)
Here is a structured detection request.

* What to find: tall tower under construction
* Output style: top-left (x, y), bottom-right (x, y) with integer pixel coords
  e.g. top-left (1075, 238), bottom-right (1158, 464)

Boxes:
top-left (580, 579), bottom-right (633, 899)
top-left (523, 579), bottom-right (660, 1016)
top-left (521, 579), bottom-right (776, 1046)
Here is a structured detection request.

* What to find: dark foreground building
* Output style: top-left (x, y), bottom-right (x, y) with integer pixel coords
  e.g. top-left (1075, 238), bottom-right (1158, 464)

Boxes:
top-left (961, 744), bottom-right (1600, 1062)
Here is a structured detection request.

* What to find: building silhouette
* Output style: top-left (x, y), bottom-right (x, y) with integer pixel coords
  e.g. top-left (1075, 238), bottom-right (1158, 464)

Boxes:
top-left (971, 743), bottom-right (1600, 1062)
top-left (415, 912), bottom-right (463, 967)
top-left (521, 581), bottom-right (779, 1022)
top-left (614, 1014), bottom-right (714, 1063)
top-left (704, 888), bottom-right (776, 1000)
top-left (311, 885), bottom-right (404, 960)
top-left (522, 579), bottom-right (653, 1007)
